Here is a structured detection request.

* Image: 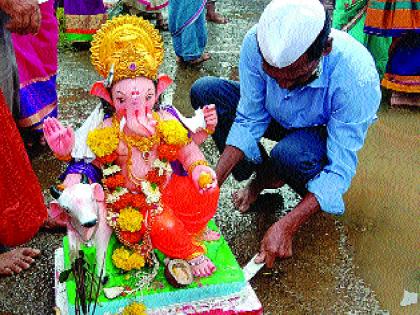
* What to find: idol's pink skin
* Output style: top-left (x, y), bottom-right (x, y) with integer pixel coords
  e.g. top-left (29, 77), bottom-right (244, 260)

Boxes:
top-left (43, 117), bottom-right (75, 158)
top-left (44, 75), bottom-right (220, 277)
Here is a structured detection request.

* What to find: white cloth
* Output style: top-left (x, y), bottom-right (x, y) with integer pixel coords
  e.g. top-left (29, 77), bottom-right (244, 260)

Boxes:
top-left (71, 104), bottom-right (104, 162)
top-left (257, 0), bottom-right (326, 68)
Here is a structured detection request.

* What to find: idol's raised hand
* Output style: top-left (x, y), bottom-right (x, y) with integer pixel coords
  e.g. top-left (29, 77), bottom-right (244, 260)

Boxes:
top-left (43, 117), bottom-right (75, 159)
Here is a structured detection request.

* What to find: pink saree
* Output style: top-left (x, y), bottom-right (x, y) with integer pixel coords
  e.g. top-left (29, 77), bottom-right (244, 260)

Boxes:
top-left (11, 0), bottom-right (59, 133)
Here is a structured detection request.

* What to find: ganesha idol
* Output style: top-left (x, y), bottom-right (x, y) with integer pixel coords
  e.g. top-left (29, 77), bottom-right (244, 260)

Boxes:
top-left (44, 16), bottom-right (220, 278)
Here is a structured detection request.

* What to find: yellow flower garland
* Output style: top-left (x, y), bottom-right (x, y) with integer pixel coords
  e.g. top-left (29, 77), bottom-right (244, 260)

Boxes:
top-left (87, 122), bottom-right (119, 158)
top-left (120, 302), bottom-right (147, 315)
top-left (117, 207), bottom-right (143, 232)
top-left (112, 247), bottom-right (145, 271)
top-left (157, 119), bottom-right (191, 146)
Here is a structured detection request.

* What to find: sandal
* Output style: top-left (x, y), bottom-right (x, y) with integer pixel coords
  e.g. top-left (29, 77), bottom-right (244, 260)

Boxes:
top-left (177, 53), bottom-right (211, 66)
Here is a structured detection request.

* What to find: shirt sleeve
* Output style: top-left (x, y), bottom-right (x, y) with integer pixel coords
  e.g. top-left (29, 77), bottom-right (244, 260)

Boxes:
top-left (307, 76), bottom-right (381, 215)
top-left (226, 30), bottom-right (271, 164)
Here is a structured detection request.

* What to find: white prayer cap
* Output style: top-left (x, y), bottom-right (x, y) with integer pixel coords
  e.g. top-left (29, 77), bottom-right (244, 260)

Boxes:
top-left (257, 0), bottom-right (326, 68)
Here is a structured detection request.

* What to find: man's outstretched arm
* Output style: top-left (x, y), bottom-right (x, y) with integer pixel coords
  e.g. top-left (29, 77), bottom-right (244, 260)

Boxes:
top-left (215, 145), bottom-right (244, 187)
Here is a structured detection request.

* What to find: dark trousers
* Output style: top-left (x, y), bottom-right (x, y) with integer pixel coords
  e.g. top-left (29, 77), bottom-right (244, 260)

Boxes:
top-left (190, 76), bottom-right (328, 196)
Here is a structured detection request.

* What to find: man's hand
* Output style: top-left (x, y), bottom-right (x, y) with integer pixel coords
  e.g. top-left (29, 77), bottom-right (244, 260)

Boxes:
top-left (0, 0), bottom-right (41, 35)
top-left (255, 219), bottom-right (294, 268)
top-left (254, 192), bottom-right (321, 268)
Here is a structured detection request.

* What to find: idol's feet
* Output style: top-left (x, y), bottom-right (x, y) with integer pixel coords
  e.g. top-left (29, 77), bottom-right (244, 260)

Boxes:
top-left (188, 255), bottom-right (216, 277)
top-left (0, 248), bottom-right (40, 276)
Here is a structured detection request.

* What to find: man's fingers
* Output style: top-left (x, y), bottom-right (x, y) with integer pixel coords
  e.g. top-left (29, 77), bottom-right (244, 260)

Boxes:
top-left (254, 252), bottom-right (265, 264)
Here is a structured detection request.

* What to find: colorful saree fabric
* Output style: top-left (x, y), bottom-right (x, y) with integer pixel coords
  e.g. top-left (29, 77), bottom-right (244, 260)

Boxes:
top-left (333, 0), bottom-right (392, 77)
top-left (364, 1), bottom-right (420, 96)
top-left (382, 33), bottom-right (420, 92)
top-left (11, 0), bottom-right (59, 132)
top-left (0, 90), bottom-right (47, 247)
top-left (168, 0), bottom-right (208, 61)
top-left (364, 0), bottom-right (420, 36)
top-left (63, 0), bottom-right (107, 43)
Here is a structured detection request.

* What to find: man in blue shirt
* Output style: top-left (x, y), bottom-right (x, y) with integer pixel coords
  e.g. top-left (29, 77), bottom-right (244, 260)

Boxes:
top-left (190, 0), bottom-right (381, 268)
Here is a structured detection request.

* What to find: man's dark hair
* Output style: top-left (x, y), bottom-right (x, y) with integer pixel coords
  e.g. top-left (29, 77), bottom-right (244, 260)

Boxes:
top-left (306, 10), bottom-right (332, 62)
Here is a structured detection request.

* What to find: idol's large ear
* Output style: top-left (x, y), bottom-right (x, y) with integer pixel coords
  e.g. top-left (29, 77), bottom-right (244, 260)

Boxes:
top-left (156, 74), bottom-right (173, 98)
top-left (90, 81), bottom-right (114, 106)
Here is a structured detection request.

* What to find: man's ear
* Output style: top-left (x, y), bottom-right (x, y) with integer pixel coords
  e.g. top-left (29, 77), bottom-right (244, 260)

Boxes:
top-left (156, 74), bottom-right (173, 98)
top-left (90, 81), bottom-right (114, 106)
top-left (323, 37), bottom-right (333, 56)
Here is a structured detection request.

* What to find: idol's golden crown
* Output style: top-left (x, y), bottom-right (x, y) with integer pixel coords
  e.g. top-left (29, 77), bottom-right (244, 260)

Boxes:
top-left (91, 16), bottom-right (164, 82)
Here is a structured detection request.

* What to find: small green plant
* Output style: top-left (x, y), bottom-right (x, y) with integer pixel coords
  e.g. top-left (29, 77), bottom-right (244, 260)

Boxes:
top-left (56, 7), bottom-right (73, 52)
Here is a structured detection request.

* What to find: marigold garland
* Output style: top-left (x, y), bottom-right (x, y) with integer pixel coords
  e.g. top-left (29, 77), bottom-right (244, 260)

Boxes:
top-left (103, 173), bottom-right (125, 190)
top-left (157, 119), bottom-right (190, 146)
top-left (119, 230), bottom-right (143, 244)
top-left (146, 169), bottom-right (167, 188)
top-left (111, 193), bottom-right (149, 212)
top-left (121, 302), bottom-right (147, 315)
top-left (157, 143), bottom-right (179, 161)
top-left (87, 125), bottom-right (119, 157)
top-left (96, 151), bottom-right (118, 164)
top-left (117, 207), bottom-right (144, 232)
top-left (112, 247), bottom-right (145, 271)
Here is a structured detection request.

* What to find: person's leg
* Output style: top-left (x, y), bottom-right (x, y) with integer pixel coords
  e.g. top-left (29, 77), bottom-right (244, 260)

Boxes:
top-left (169, 0), bottom-right (209, 64)
top-left (234, 126), bottom-right (328, 212)
top-left (190, 76), bottom-right (256, 181)
top-left (206, 0), bottom-right (228, 24)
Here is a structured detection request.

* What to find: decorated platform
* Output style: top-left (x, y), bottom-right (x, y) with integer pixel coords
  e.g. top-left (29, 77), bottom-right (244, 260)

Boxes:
top-left (54, 224), bottom-right (263, 314)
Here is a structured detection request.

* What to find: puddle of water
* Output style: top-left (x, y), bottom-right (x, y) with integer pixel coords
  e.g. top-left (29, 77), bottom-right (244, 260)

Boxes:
top-left (343, 105), bottom-right (420, 313)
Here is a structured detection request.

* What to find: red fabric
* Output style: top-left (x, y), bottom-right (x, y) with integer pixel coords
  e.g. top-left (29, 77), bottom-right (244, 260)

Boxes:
top-left (151, 174), bottom-right (219, 259)
top-left (0, 90), bottom-right (47, 246)
top-left (163, 174), bottom-right (219, 234)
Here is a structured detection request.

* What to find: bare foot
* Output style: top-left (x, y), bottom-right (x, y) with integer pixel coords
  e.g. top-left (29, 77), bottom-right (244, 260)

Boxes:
top-left (232, 186), bottom-right (259, 213)
top-left (206, 12), bottom-right (228, 24)
top-left (203, 229), bottom-right (220, 241)
top-left (206, 1), bottom-right (228, 24)
top-left (0, 248), bottom-right (41, 276)
top-left (188, 255), bottom-right (216, 277)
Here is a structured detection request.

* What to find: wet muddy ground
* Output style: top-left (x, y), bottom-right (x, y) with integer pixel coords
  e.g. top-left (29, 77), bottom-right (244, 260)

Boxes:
top-left (0, 0), bottom-right (419, 314)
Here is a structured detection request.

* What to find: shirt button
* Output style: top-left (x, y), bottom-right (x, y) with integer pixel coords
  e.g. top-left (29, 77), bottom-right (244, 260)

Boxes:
top-left (284, 96), bottom-right (290, 100)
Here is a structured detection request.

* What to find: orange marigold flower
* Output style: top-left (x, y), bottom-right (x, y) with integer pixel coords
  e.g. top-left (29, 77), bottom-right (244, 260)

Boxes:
top-left (131, 193), bottom-right (148, 209)
top-left (119, 230), bottom-right (143, 244)
top-left (96, 151), bottom-right (118, 164)
top-left (112, 194), bottom-right (132, 212)
top-left (157, 144), bottom-right (179, 161)
top-left (146, 169), bottom-right (166, 187)
top-left (103, 174), bottom-right (125, 190)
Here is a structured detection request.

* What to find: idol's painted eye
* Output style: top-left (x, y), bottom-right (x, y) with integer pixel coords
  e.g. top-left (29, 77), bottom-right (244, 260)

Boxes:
top-left (116, 97), bottom-right (125, 104)
top-left (146, 94), bottom-right (154, 101)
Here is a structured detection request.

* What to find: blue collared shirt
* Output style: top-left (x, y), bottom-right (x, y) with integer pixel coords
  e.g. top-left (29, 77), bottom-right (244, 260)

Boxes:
top-left (226, 26), bottom-right (381, 215)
